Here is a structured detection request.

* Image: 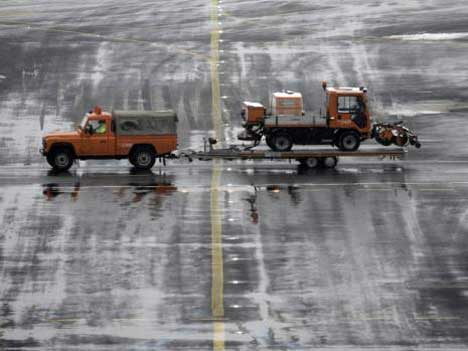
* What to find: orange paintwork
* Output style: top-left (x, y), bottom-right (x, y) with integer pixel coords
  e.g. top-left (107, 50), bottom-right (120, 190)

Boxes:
top-left (243, 102), bottom-right (265, 125)
top-left (326, 89), bottom-right (371, 134)
top-left (43, 110), bottom-right (177, 158)
top-left (271, 92), bottom-right (303, 116)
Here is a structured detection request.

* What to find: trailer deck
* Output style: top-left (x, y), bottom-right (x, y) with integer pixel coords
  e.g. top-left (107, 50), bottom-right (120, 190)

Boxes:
top-left (176, 140), bottom-right (407, 168)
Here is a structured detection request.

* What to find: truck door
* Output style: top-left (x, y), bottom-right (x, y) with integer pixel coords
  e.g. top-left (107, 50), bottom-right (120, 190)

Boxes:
top-left (82, 119), bottom-right (113, 156)
top-left (337, 95), bottom-right (367, 130)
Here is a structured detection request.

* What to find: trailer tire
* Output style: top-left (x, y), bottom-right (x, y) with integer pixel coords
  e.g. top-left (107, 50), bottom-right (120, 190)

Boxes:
top-left (322, 156), bottom-right (338, 168)
top-left (130, 146), bottom-right (156, 170)
top-left (301, 157), bottom-right (320, 169)
top-left (338, 131), bottom-right (360, 151)
top-left (47, 147), bottom-right (74, 171)
top-left (270, 132), bottom-right (293, 151)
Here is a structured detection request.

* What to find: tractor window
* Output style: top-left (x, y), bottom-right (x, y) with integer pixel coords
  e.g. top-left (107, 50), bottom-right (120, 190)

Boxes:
top-left (338, 96), bottom-right (358, 113)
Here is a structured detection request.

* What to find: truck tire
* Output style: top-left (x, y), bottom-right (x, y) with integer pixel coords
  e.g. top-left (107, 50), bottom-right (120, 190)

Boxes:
top-left (270, 132), bottom-right (293, 152)
top-left (338, 131), bottom-right (360, 151)
top-left (47, 148), bottom-right (74, 171)
top-left (130, 146), bottom-right (156, 170)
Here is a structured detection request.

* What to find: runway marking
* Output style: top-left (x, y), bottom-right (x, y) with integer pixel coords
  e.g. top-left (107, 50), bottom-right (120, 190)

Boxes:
top-left (0, 10), bottom-right (32, 17)
top-left (210, 0), bottom-right (225, 350)
top-left (211, 161), bottom-right (224, 319)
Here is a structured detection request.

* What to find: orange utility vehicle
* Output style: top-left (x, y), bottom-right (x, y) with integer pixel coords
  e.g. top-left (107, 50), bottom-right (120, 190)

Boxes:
top-left (41, 107), bottom-right (178, 171)
top-left (238, 81), bottom-right (420, 151)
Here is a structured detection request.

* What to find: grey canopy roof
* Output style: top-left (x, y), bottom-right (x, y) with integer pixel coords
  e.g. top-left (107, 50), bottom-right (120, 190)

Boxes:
top-left (112, 110), bottom-right (177, 136)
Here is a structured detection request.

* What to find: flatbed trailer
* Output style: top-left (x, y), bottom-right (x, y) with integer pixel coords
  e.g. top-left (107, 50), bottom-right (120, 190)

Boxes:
top-left (176, 139), bottom-right (406, 169)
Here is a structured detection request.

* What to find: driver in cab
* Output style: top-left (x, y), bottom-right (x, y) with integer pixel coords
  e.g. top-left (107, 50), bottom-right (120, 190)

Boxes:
top-left (87, 120), bottom-right (106, 134)
top-left (96, 120), bottom-right (106, 134)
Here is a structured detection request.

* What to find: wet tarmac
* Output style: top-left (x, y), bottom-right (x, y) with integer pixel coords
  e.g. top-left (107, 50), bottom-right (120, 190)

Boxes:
top-left (1, 0), bottom-right (468, 350)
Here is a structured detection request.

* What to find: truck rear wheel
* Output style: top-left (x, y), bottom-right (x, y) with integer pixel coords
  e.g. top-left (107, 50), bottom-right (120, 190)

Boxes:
top-left (130, 146), bottom-right (156, 170)
top-left (338, 131), bottom-right (360, 151)
top-left (270, 132), bottom-right (293, 152)
top-left (47, 148), bottom-right (74, 171)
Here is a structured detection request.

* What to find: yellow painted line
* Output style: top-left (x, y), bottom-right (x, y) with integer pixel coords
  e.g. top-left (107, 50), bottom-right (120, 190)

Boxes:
top-left (0, 10), bottom-right (32, 17)
top-left (210, 0), bottom-right (225, 350)
top-left (211, 161), bottom-right (224, 318)
top-left (213, 317), bottom-right (225, 350)
top-left (209, 9), bottom-right (223, 140)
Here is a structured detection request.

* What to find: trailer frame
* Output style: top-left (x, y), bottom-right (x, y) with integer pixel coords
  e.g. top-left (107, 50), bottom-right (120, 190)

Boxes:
top-left (173, 138), bottom-right (407, 169)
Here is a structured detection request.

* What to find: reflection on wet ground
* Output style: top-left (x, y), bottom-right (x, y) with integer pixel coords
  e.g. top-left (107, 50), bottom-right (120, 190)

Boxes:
top-left (42, 176), bottom-right (177, 203)
top-left (1, 162), bottom-right (468, 349)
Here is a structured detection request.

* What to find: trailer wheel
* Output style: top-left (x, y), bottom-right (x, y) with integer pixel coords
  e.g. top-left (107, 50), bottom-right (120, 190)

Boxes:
top-left (270, 132), bottom-right (293, 151)
top-left (47, 148), bottom-right (74, 171)
top-left (130, 146), bottom-right (156, 170)
top-left (322, 156), bottom-right (338, 168)
top-left (338, 131), bottom-right (360, 151)
top-left (302, 157), bottom-right (319, 169)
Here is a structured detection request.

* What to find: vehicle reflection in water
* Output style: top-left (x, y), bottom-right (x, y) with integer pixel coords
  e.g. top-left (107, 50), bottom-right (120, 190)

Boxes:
top-left (237, 163), bottom-right (409, 225)
top-left (243, 185), bottom-right (258, 224)
top-left (43, 182), bottom-right (81, 201)
top-left (42, 172), bottom-right (177, 206)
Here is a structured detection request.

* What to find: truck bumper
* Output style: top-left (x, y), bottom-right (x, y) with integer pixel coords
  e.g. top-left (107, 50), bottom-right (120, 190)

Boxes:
top-left (40, 148), bottom-right (47, 156)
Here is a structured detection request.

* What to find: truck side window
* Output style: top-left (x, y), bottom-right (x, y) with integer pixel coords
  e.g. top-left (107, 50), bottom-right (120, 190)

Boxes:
top-left (88, 120), bottom-right (107, 134)
top-left (338, 96), bottom-right (358, 113)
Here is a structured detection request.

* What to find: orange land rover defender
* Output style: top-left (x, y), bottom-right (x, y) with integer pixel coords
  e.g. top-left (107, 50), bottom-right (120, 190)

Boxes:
top-left (41, 107), bottom-right (178, 171)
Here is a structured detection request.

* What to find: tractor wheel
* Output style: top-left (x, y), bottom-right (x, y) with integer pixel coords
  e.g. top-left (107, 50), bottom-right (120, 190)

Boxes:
top-left (130, 146), bottom-right (156, 170)
top-left (338, 131), bottom-right (360, 151)
top-left (270, 132), bottom-right (293, 152)
top-left (47, 148), bottom-right (74, 171)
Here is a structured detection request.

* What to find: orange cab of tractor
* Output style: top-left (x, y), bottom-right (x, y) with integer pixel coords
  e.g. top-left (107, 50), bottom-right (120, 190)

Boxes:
top-left (325, 86), bottom-right (371, 133)
top-left (271, 91), bottom-right (303, 116)
top-left (241, 101), bottom-right (266, 126)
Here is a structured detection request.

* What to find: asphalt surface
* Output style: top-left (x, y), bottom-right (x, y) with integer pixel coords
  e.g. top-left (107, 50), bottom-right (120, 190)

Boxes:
top-left (1, 0), bottom-right (468, 350)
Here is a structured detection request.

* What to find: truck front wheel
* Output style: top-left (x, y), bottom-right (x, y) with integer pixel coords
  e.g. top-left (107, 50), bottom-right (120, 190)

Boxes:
top-left (270, 132), bottom-right (293, 152)
top-left (47, 148), bottom-right (74, 171)
top-left (338, 131), bottom-right (360, 151)
top-left (130, 146), bottom-right (156, 170)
